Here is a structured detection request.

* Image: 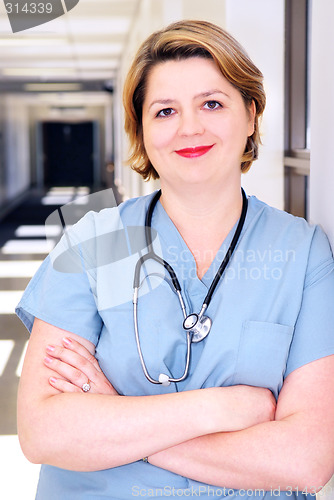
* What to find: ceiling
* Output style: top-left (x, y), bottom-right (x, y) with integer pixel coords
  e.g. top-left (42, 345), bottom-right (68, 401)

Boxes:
top-left (0, 0), bottom-right (140, 92)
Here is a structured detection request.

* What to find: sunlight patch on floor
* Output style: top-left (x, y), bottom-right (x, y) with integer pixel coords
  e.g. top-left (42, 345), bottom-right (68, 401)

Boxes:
top-left (0, 435), bottom-right (40, 500)
top-left (0, 260), bottom-right (43, 278)
top-left (0, 340), bottom-right (15, 376)
top-left (1, 239), bottom-right (54, 255)
top-left (0, 291), bottom-right (24, 314)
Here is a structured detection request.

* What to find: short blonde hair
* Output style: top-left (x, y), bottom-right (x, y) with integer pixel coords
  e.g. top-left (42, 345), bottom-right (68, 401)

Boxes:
top-left (123, 20), bottom-right (266, 180)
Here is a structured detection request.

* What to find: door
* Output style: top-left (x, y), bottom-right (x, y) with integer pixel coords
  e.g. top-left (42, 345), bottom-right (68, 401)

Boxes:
top-left (42, 121), bottom-right (95, 186)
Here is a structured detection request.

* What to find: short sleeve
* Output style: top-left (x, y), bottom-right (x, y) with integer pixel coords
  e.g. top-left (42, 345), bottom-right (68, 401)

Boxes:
top-left (285, 226), bottom-right (334, 377)
top-left (15, 213), bottom-right (103, 345)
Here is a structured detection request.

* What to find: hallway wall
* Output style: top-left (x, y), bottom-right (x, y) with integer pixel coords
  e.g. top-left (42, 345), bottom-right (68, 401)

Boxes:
top-left (0, 95), bottom-right (31, 215)
top-left (309, 1), bottom-right (334, 249)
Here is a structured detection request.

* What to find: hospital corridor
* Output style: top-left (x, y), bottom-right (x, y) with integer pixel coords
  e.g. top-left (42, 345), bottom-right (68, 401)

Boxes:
top-left (0, 0), bottom-right (334, 499)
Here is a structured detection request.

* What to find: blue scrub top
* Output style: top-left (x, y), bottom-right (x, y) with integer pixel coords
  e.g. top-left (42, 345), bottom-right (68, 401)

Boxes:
top-left (16, 192), bottom-right (334, 499)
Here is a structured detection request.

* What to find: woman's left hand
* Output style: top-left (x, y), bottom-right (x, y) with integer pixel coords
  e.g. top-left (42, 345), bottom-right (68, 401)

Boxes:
top-left (44, 337), bottom-right (118, 395)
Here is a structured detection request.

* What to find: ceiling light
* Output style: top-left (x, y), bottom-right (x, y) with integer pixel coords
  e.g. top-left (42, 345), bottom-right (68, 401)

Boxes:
top-left (24, 83), bottom-right (82, 91)
top-left (3, 68), bottom-right (77, 76)
top-left (0, 38), bottom-right (67, 46)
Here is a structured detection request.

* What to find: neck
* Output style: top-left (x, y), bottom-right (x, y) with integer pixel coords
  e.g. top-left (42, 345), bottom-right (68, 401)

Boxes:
top-left (159, 180), bottom-right (243, 229)
top-left (158, 180), bottom-right (244, 279)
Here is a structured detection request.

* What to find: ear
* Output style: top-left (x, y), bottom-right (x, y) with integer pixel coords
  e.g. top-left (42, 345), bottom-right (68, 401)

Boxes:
top-left (247, 100), bottom-right (256, 136)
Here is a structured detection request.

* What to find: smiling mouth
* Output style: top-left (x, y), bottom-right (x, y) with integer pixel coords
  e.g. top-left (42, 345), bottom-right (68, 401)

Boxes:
top-left (175, 145), bottom-right (214, 158)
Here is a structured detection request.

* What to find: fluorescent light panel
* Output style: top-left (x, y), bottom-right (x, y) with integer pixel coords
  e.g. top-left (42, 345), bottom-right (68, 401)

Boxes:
top-left (68, 17), bottom-right (130, 35)
top-left (73, 43), bottom-right (123, 55)
top-left (0, 38), bottom-right (68, 46)
top-left (24, 83), bottom-right (82, 92)
top-left (3, 68), bottom-right (77, 76)
top-left (2, 59), bottom-right (118, 69)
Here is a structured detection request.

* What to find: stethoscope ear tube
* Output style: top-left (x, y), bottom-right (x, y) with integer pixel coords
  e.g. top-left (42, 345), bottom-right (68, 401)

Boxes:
top-left (133, 251), bottom-right (182, 291)
top-left (145, 190), bottom-right (163, 251)
top-left (202, 188), bottom-right (248, 307)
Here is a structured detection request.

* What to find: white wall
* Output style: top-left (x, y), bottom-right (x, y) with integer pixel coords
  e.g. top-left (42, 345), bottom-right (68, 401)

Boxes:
top-left (3, 96), bottom-right (30, 202)
top-left (225, 0), bottom-right (285, 209)
top-left (309, 1), bottom-right (334, 249)
top-left (0, 96), bottom-right (5, 208)
top-left (308, 5), bottom-right (334, 496)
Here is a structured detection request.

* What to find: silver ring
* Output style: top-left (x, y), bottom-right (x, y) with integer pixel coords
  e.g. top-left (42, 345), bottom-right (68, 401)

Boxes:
top-left (82, 381), bottom-right (91, 392)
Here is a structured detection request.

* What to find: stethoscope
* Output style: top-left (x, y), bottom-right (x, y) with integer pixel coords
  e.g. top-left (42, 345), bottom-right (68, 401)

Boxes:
top-left (133, 189), bottom-right (248, 386)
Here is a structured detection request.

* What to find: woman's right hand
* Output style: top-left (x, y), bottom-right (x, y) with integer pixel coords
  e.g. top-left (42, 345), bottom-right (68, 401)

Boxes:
top-left (209, 385), bottom-right (276, 433)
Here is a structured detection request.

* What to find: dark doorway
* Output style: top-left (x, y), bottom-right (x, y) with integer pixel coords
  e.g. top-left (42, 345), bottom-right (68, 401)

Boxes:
top-left (42, 121), bottom-right (95, 186)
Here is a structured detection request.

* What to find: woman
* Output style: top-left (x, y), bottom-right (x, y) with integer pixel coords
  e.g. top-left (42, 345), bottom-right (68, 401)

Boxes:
top-left (16, 20), bottom-right (334, 499)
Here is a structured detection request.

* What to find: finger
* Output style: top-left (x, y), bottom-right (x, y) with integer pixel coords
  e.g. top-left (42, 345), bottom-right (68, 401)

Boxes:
top-left (44, 348), bottom-right (118, 396)
top-left (62, 337), bottom-right (102, 372)
top-left (45, 345), bottom-right (99, 382)
top-left (49, 376), bottom-right (84, 393)
top-left (44, 355), bottom-right (92, 389)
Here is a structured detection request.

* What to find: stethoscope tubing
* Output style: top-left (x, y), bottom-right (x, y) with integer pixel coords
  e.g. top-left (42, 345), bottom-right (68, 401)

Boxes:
top-left (133, 296), bottom-right (192, 384)
top-left (133, 188), bottom-right (248, 386)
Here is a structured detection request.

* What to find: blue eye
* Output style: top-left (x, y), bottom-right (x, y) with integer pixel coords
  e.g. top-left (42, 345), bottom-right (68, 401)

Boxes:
top-left (204, 101), bottom-right (222, 110)
top-left (156, 108), bottom-right (175, 118)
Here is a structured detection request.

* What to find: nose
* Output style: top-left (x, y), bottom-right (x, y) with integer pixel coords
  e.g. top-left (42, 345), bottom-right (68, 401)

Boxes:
top-left (178, 110), bottom-right (204, 137)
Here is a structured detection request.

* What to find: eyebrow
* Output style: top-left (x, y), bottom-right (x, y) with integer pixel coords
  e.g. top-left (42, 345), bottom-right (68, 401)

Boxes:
top-left (148, 89), bottom-right (231, 110)
top-left (197, 89), bottom-right (231, 99)
top-left (148, 99), bottom-right (175, 110)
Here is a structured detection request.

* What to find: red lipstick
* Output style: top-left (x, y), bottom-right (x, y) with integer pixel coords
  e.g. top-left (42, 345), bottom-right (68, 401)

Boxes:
top-left (175, 145), bottom-right (214, 158)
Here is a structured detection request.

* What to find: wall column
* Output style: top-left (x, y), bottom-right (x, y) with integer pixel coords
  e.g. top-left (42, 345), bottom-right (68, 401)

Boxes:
top-left (309, 2), bottom-right (334, 249)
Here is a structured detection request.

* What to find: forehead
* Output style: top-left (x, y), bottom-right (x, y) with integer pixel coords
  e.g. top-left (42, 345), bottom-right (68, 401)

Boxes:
top-left (143, 57), bottom-right (234, 101)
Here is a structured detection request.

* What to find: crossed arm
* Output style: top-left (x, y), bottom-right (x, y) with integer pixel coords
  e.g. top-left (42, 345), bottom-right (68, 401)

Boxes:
top-left (17, 318), bottom-right (334, 492)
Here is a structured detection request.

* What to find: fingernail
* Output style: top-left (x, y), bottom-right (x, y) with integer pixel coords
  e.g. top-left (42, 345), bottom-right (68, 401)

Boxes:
top-left (44, 356), bottom-right (53, 364)
top-left (46, 345), bottom-right (55, 353)
top-left (63, 337), bottom-right (72, 346)
top-left (49, 377), bottom-right (57, 384)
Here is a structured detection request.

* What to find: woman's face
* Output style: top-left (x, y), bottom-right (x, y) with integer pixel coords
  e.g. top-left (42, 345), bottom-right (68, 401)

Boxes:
top-left (142, 57), bottom-right (255, 191)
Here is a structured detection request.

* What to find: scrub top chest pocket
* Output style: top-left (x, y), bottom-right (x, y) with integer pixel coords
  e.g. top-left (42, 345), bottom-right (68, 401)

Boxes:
top-left (232, 320), bottom-right (294, 398)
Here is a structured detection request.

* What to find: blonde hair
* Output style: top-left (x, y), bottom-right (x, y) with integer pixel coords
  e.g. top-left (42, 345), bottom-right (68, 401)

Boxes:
top-left (123, 20), bottom-right (266, 180)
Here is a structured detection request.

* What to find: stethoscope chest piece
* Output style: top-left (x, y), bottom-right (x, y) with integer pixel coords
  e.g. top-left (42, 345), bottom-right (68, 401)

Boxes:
top-left (183, 313), bottom-right (212, 343)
